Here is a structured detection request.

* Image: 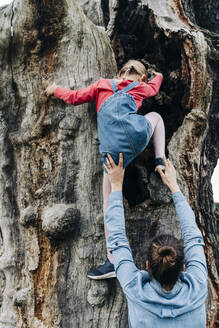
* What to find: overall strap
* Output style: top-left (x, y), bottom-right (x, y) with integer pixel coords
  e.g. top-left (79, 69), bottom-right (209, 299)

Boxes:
top-left (110, 79), bottom-right (118, 93)
top-left (121, 80), bottom-right (139, 93)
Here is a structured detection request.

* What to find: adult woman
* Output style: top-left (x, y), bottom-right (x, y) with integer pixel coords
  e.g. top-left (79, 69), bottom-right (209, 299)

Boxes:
top-left (104, 154), bottom-right (208, 328)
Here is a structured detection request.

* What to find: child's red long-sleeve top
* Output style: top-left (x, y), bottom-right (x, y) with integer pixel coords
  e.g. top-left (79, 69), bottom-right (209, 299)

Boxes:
top-left (54, 75), bottom-right (163, 112)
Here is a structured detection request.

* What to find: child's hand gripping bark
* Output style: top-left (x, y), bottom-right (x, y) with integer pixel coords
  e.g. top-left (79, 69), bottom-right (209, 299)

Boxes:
top-left (151, 69), bottom-right (163, 79)
top-left (45, 82), bottom-right (57, 96)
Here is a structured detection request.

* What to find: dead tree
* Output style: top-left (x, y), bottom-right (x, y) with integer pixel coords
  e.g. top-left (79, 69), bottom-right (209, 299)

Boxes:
top-left (0, 0), bottom-right (218, 327)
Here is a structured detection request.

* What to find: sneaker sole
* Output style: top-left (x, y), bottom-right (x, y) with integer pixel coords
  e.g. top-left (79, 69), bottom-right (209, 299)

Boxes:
top-left (87, 272), bottom-right (116, 280)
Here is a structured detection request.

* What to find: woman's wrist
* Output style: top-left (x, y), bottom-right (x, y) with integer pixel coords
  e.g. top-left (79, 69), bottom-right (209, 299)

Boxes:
top-left (169, 183), bottom-right (180, 193)
top-left (111, 182), bottom-right (123, 192)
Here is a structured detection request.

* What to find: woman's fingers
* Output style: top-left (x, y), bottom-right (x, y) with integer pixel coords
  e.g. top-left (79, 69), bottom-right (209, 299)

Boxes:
top-left (106, 153), bottom-right (124, 169)
top-left (169, 159), bottom-right (174, 168)
top-left (119, 153), bottom-right (123, 167)
top-left (158, 169), bottom-right (166, 181)
top-left (156, 167), bottom-right (164, 176)
top-left (103, 163), bottom-right (109, 172)
top-left (106, 156), bottom-right (111, 169)
top-left (167, 159), bottom-right (174, 172)
top-left (107, 153), bottom-right (116, 168)
top-left (163, 156), bottom-right (168, 167)
top-left (163, 156), bottom-right (172, 170)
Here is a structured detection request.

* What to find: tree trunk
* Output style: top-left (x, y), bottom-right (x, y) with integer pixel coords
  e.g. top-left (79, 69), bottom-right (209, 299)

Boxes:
top-left (0, 0), bottom-right (218, 327)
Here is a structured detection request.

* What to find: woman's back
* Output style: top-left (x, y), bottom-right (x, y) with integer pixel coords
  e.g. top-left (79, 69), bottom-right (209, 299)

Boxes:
top-left (125, 270), bottom-right (207, 328)
top-left (128, 304), bottom-right (206, 328)
top-left (106, 187), bottom-right (208, 328)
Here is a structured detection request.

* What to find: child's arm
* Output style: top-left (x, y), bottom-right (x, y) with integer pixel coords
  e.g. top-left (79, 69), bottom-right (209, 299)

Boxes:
top-left (142, 70), bottom-right (163, 97)
top-left (45, 81), bottom-right (99, 106)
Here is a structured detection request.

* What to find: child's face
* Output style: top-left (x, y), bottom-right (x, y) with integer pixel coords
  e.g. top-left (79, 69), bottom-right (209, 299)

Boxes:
top-left (118, 67), bottom-right (148, 83)
top-left (119, 73), bottom-right (146, 82)
top-left (138, 74), bottom-right (147, 82)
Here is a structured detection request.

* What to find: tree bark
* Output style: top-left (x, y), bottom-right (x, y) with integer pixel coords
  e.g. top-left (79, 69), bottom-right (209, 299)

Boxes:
top-left (0, 0), bottom-right (218, 327)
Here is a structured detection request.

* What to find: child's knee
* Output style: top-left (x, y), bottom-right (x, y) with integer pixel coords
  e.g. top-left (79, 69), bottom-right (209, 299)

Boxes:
top-left (151, 112), bottom-right (162, 122)
top-left (145, 112), bottom-right (163, 130)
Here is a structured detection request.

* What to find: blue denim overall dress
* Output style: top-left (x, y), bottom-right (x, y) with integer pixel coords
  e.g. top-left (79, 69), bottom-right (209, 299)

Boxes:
top-left (97, 79), bottom-right (152, 168)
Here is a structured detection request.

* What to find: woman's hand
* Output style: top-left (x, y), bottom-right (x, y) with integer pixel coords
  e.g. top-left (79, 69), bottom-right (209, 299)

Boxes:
top-left (45, 82), bottom-right (57, 96)
top-left (158, 157), bottom-right (180, 193)
top-left (104, 153), bottom-right (125, 192)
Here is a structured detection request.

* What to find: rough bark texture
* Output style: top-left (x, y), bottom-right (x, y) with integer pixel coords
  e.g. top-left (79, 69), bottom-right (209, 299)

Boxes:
top-left (0, 0), bottom-right (218, 327)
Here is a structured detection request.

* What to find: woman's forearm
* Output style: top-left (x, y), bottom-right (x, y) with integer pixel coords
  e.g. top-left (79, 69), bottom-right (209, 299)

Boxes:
top-left (172, 192), bottom-right (203, 243)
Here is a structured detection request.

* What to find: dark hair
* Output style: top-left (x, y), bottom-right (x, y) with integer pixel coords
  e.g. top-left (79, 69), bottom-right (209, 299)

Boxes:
top-left (147, 234), bottom-right (184, 289)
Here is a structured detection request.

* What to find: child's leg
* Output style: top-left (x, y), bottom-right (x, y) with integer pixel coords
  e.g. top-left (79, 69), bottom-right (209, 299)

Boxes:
top-left (87, 172), bottom-right (115, 279)
top-left (103, 172), bottom-right (114, 264)
top-left (144, 112), bottom-right (165, 160)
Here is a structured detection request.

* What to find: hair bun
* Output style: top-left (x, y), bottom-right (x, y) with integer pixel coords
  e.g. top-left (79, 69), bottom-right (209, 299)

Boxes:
top-left (158, 246), bottom-right (176, 258)
top-left (148, 235), bottom-right (184, 288)
top-left (157, 246), bottom-right (176, 270)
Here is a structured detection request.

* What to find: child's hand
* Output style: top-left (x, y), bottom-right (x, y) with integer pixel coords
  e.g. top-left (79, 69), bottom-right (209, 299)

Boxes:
top-left (45, 82), bottom-right (57, 96)
top-left (151, 70), bottom-right (163, 78)
top-left (104, 153), bottom-right (125, 192)
top-left (158, 157), bottom-right (180, 193)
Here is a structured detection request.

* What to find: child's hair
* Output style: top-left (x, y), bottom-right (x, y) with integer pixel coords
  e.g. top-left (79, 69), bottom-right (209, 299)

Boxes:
top-left (147, 234), bottom-right (184, 289)
top-left (118, 60), bottom-right (147, 80)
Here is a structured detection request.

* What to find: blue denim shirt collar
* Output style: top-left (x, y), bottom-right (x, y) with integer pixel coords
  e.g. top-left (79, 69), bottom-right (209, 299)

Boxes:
top-left (149, 277), bottom-right (183, 299)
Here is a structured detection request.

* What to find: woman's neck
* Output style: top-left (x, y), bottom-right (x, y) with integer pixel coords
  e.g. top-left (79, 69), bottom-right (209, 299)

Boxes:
top-left (162, 284), bottom-right (174, 292)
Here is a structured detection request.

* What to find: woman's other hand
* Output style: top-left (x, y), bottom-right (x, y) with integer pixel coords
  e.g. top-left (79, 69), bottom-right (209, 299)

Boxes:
top-left (158, 157), bottom-right (180, 193)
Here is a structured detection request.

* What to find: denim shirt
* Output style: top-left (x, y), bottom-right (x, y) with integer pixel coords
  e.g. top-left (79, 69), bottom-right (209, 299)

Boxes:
top-left (106, 191), bottom-right (208, 328)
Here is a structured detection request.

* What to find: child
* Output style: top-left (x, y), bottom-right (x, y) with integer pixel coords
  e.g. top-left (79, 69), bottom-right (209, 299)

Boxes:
top-left (45, 60), bottom-right (165, 279)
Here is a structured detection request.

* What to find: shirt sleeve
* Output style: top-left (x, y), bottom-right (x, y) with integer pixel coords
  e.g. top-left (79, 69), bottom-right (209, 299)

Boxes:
top-left (53, 81), bottom-right (99, 106)
top-left (172, 192), bottom-right (207, 282)
top-left (143, 74), bottom-right (163, 97)
top-left (105, 191), bottom-right (139, 289)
